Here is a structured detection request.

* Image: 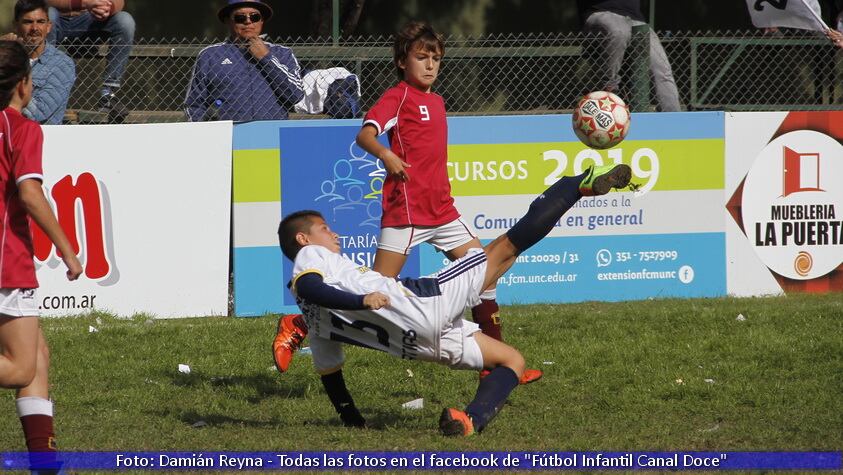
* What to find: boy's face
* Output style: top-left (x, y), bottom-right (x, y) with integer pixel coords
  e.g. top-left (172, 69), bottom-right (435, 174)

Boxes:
top-left (297, 216), bottom-right (341, 254)
top-left (399, 43), bottom-right (442, 92)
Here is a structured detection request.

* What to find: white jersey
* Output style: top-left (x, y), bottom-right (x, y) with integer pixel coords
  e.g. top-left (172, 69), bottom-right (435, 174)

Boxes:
top-left (291, 245), bottom-right (487, 372)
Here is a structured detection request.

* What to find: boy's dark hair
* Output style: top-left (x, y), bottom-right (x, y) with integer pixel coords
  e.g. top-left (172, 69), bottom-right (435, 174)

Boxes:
top-left (0, 41), bottom-right (31, 109)
top-left (393, 21), bottom-right (445, 80)
top-left (278, 210), bottom-right (324, 261)
top-left (14, 0), bottom-right (49, 21)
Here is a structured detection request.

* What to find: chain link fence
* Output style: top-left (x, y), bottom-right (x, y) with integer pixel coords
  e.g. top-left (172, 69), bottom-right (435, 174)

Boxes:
top-left (56, 29), bottom-right (843, 124)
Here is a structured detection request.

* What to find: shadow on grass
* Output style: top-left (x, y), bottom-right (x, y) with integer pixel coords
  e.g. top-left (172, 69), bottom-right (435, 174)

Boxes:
top-left (171, 410), bottom-right (286, 429)
top-left (164, 370), bottom-right (309, 402)
top-left (301, 407), bottom-right (423, 431)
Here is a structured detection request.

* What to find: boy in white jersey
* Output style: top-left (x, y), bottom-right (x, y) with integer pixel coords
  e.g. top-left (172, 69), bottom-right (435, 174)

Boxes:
top-left (279, 163), bottom-right (632, 436)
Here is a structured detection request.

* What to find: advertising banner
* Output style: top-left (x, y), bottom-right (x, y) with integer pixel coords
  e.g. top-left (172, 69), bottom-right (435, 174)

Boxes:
top-left (38, 122), bottom-right (232, 318)
top-left (725, 112), bottom-right (843, 295)
top-left (233, 113), bottom-right (726, 316)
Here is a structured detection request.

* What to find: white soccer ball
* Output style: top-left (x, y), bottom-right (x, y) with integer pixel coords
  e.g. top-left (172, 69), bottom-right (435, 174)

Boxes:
top-left (572, 91), bottom-right (630, 149)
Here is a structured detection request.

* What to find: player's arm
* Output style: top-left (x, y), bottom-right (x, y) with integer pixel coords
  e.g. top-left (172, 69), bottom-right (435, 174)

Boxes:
top-left (295, 273), bottom-right (388, 310)
top-left (355, 124), bottom-right (410, 182)
top-left (18, 179), bottom-right (82, 281)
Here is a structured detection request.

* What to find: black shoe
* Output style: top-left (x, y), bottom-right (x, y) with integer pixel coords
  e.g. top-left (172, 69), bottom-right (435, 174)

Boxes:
top-left (98, 93), bottom-right (129, 124)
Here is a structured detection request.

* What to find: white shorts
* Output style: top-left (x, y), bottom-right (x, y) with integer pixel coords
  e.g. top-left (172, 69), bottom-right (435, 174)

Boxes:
top-left (378, 218), bottom-right (476, 255)
top-left (305, 248), bottom-right (489, 372)
top-left (0, 288), bottom-right (39, 318)
top-left (438, 318), bottom-right (484, 370)
top-left (428, 248), bottom-right (488, 370)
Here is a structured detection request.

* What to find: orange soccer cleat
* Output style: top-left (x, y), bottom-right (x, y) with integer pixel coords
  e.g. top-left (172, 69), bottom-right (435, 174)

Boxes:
top-left (479, 367), bottom-right (543, 385)
top-left (272, 314), bottom-right (307, 374)
top-left (439, 408), bottom-right (475, 437)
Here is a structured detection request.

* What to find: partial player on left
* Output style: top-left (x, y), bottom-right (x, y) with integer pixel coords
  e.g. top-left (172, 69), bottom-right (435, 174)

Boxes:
top-left (0, 39), bottom-right (83, 475)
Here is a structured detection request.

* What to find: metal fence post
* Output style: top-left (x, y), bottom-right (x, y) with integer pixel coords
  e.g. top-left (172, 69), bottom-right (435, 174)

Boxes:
top-left (630, 24), bottom-right (651, 112)
top-left (332, 0), bottom-right (340, 46)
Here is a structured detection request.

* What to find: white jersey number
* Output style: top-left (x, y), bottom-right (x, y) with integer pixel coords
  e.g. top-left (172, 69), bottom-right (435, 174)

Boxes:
top-left (419, 105), bottom-right (430, 121)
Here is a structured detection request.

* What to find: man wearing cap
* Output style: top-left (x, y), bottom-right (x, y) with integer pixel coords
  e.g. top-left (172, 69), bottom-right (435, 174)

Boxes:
top-left (185, 0), bottom-right (304, 122)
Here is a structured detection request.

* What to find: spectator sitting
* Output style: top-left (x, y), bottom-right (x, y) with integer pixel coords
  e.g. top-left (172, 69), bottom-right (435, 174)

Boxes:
top-left (577, 0), bottom-right (681, 111)
top-left (185, 0), bottom-right (305, 122)
top-left (1, 0), bottom-right (75, 125)
top-left (46, 0), bottom-right (134, 122)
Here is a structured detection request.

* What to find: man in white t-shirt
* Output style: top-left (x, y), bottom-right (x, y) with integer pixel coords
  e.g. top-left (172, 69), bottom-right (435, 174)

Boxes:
top-left (278, 163), bottom-right (632, 436)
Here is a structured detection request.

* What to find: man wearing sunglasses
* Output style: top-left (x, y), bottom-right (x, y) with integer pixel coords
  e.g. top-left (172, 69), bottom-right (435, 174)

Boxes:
top-left (185, 0), bottom-right (304, 122)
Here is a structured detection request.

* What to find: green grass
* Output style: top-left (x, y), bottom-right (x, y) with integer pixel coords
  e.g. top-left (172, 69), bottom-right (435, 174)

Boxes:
top-left (1, 294), bottom-right (841, 454)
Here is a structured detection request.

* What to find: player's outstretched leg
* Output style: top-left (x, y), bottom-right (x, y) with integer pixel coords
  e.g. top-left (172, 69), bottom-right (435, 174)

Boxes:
top-left (481, 164), bottom-right (631, 291)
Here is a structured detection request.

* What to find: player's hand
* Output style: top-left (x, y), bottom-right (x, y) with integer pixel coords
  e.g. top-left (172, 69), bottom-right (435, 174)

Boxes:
top-left (247, 36), bottom-right (270, 59)
top-left (363, 292), bottom-right (389, 310)
top-left (382, 151), bottom-right (411, 182)
top-left (64, 255), bottom-right (83, 281)
top-left (0, 33), bottom-right (19, 42)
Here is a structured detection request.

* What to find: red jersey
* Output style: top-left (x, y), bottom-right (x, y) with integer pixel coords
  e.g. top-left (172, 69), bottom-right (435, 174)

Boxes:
top-left (0, 108), bottom-right (44, 289)
top-left (363, 82), bottom-right (460, 227)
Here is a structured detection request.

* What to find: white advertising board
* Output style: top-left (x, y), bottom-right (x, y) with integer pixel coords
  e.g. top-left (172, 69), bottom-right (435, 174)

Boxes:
top-left (36, 121), bottom-right (233, 318)
top-left (726, 112), bottom-right (843, 296)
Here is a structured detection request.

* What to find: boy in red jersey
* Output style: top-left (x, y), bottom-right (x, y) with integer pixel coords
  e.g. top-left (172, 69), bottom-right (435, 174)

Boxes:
top-left (273, 21), bottom-right (541, 385)
top-left (0, 40), bottom-right (83, 474)
top-left (359, 21), bottom-right (541, 383)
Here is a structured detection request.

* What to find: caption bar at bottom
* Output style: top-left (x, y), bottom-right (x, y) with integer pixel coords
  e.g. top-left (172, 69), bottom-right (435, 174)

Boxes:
top-left (2, 451), bottom-right (841, 471)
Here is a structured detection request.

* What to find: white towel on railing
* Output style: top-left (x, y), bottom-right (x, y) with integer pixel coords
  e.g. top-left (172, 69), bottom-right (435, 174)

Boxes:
top-left (294, 67), bottom-right (361, 114)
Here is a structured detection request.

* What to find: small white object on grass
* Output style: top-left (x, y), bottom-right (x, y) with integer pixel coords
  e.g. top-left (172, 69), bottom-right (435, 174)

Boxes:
top-left (406, 369), bottom-right (414, 378)
top-left (736, 314), bottom-right (746, 321)
top-left (401, 398), bottom-right (423, 410)
top-left (542, 361), bottom-right (555, 365)
top-left (704, 378), bottom-right (715, 384)
top-left (178, 364), bottom-right (191, 374)
top-left (191, 421), bottom-right (207, 428)
top-left (88, 326), bottom-right (98, 333)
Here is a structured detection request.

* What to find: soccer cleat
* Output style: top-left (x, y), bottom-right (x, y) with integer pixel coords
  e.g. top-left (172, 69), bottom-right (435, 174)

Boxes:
top-left (338, 403), bottom-right (367, 428)
top-left (578, 164), bottom-right (632, 196)
top-left (272, 314), bottom-right (307, 374)
top-left (519, 368), bottom-right (543, 384)
top-left (439, 408), bottom-right (475, 436)
top-left (480, 368), bottom-right (544, 385)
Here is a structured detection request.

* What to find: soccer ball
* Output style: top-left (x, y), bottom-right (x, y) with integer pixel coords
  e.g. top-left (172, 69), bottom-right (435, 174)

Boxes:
top-left (572, 91), bottom-right (630, 149)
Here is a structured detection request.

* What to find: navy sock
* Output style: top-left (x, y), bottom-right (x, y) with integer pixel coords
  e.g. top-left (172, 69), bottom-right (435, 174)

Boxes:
top-left (465, 366), bottom-right (519, 432)
top-left (320, 370), bottom-right (365, 427)
top-left (506, 171), bottom-right (588, 253)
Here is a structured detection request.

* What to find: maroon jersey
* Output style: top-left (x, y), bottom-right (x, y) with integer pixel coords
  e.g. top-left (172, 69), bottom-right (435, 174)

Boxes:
top-left (363, 82), bottom-right (460, 227)
top-left (0, 108), bottom-right (44, 288)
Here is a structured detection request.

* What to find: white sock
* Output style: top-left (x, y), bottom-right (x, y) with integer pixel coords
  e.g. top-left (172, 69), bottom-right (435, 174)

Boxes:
top-left (15, 397), bottom-right (53, 417)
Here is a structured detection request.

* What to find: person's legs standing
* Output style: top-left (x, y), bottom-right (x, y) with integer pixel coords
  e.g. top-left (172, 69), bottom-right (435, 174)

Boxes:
top-left (644, 26), bottom-right (681, 112)
top-left (98, 11), bottom-right (135, 94)
top-left (584, 11), bottom-right (633, 93)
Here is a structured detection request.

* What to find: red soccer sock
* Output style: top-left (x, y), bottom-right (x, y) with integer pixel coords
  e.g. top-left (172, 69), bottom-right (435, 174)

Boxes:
top-left (16, 397), bottom-right (56, 452)
top-left (471, 298), bottom-right (502, 341)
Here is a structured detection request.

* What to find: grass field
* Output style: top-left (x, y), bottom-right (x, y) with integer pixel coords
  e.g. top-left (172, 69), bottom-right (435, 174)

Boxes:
top-left (1, 294), bottom-right (841, 463)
